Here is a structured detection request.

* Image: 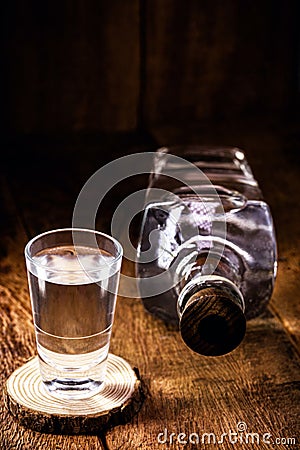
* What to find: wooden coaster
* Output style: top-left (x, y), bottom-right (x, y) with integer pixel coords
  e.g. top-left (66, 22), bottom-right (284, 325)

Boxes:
top-left (5, 354), bottom-right (144, 435)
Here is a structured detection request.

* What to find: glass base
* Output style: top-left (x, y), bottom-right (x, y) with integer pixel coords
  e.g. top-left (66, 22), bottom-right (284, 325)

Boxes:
top-left (6, 354), bottom-right (142, 434)
top-left (42, 378), bottom-right (105, 400)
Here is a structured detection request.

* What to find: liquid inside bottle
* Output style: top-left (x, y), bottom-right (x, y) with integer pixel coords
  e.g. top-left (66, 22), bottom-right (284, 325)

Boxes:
top-left (136, 146), bottom-right (277, 356)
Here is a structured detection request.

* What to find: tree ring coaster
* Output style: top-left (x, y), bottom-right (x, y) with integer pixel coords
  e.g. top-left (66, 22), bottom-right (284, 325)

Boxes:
top-left (5, 353), bottom-right (144, 435)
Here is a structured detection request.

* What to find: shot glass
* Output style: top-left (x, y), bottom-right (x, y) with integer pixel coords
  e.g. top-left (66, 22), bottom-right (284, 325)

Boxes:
top-left (24, 228), bottom-right (123, 400)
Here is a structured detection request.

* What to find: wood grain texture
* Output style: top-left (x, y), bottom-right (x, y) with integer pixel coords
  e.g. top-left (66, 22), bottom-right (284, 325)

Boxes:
top-left (0, 134), bottom-right (153, 448)
top-left (0, 177), bottom-right (105, 449)
top-left (151, 119), bottom-right (300, 351)
top-left (180, 288), bottom-right (246, 356)
top-left (1, 128), bottom-right (300, 449)
top-left (5, 354), bottom-right (144, 435)
top-left (1, 1), bottom-right (140, 133)
top-left (0, 282), bottom-right (106, 449)
top-left (143, 1), bottom-right (297, 128)
top-left (107, 273), bottom-right (300, 449)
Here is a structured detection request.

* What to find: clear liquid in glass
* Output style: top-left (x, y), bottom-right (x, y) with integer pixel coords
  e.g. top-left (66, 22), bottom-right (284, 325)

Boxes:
top-left (27, 245), bottom-right (119, 399)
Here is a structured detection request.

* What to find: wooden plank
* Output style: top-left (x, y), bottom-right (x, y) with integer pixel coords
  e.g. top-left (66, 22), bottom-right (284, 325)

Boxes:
top-left (1, 128), bottom-right (299, 449)
top-left (99, 123), bottom-right (299, 448)
top-left (150, 120), bottom-right (300, 350)
top-left (5, 354), bottom-right (143, 435)
top-left (0, 177), bottom-right (106, 449)
top-left (243, 130), bottom-right (300, 353)
top-left (0, 133), bottom-right (153, 447)
top-left (1, 1), bottom-right (140, 133)
top-left (107, 269), bottom-right (300, 449)
top-left (143, 1), bottom-right (297, 128)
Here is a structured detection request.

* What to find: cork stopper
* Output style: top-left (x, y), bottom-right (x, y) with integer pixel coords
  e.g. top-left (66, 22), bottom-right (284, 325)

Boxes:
top-left (179, 287), bottom-right (246, 356)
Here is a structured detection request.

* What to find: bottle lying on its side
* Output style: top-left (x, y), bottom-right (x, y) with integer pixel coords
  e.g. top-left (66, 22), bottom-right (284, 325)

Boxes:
top-left (136, 146), bottom-right (277, 356)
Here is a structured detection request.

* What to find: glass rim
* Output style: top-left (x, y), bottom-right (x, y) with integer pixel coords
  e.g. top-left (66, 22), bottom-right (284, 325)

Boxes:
top-left (24, 227), bottom-right (123, 273)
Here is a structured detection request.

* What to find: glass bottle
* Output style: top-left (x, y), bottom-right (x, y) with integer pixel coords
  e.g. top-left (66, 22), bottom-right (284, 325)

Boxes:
top-left (136, 146), bottom-right (277, 356)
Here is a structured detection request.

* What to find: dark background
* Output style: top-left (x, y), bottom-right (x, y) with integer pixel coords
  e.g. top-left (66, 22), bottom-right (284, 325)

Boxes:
top-left (1, 4), bottom-right (300, 446)
top-left (1, 1), bottom-right (298, 140)
top-left (1, 1), bottom-right (299, 238)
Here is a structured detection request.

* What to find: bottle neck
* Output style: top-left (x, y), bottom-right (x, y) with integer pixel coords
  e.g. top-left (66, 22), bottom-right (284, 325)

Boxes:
top-left (177, 274), bottom-right (246, 356)
top-left (176, 248), bottom-right (243, 293)
top-left (178, 275), bottom-right (245, 317)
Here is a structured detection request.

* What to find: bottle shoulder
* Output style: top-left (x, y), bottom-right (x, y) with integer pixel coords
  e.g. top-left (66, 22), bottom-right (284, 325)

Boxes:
top-left (137, 146), bottom-right (277, 321)
top-left (155, 145), bottom-right (254, 178)
top-left (150, 146), bottom-right (264, 201)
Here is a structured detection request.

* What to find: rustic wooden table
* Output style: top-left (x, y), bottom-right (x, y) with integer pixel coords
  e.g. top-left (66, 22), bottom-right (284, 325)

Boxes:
top-left (1, 123), bottom-right (299, 449)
